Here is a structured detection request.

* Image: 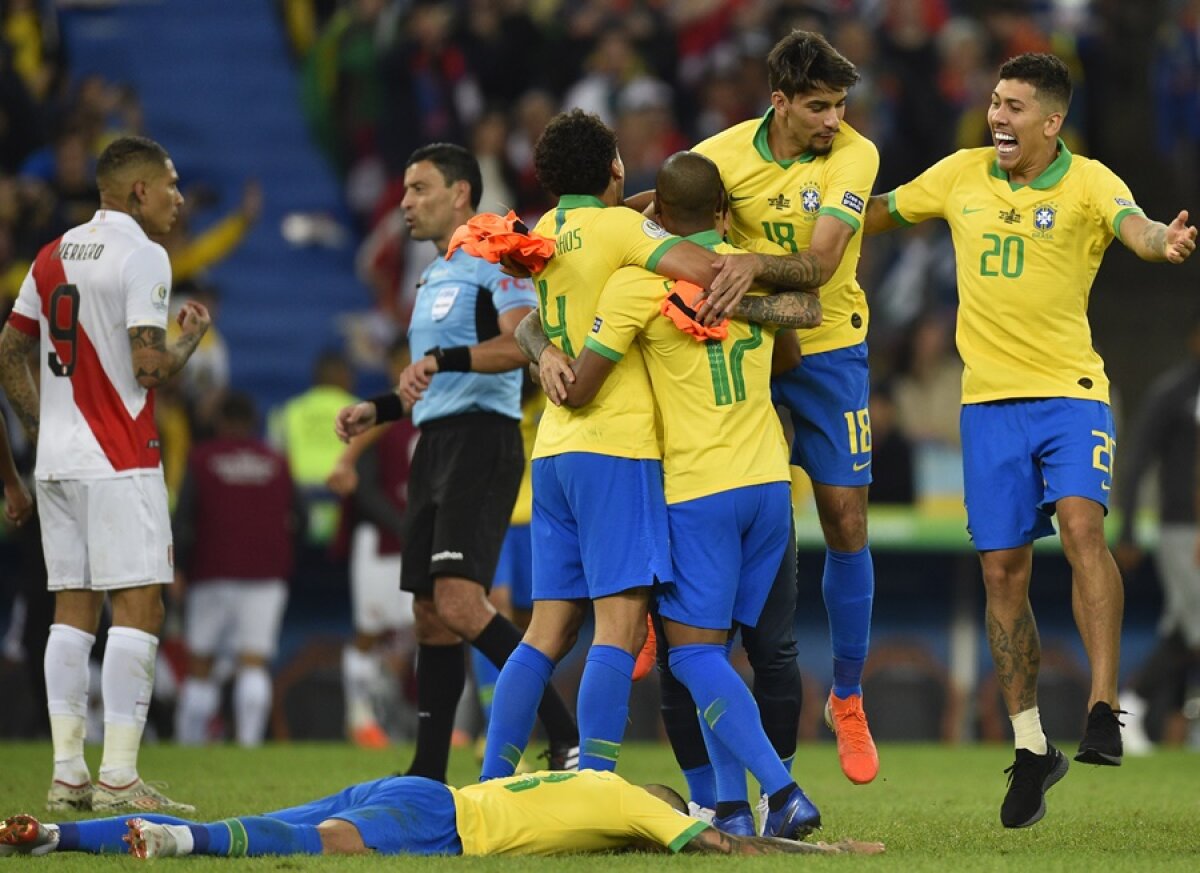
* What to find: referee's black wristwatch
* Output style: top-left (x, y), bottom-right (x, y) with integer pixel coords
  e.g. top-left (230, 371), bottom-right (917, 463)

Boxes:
top-left (425, 345), bottom-right (472, 372)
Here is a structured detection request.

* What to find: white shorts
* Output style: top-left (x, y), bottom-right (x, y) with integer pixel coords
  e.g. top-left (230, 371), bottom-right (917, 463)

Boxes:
top-left (38, 473), bottom-right (173, 591)
top-left (351, 525), bottom-right (412, 635)
top-left (185, 579), bottom-right (289, 659)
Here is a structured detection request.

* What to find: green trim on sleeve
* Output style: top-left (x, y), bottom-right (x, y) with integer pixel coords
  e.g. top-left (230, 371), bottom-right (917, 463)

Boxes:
top-left (886, 190), bottom-right (914, 227)
top-left (644, 236), bottom-right (682, 273)
top-left (818, 205), bottom-right (862, 232)
top-left (1112, 207), bottom-right (1143, 237)
top-left (668, 821), bottom-right (711, 854)
top-left (583, 336), bottom-right (623, 362)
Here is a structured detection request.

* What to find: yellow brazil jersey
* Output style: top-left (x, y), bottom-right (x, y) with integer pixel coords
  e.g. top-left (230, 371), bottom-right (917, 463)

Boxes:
top-left (888, 140), bottom-right (1142, 405)
top-left (694, 112), bottom-right (879, 355)
top-left (508, 392), bottom-right (544, 526)
top-left (530, 196), bottom-right (682, 461)
top-left (587, 230), bottom-right (791, 504)
top-left (451, 770), bottom-right (708, 856)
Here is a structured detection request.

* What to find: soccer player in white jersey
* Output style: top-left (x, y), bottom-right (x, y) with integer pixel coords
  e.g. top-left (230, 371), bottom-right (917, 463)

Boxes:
top-left (0, 135), bottom-right (209, 814)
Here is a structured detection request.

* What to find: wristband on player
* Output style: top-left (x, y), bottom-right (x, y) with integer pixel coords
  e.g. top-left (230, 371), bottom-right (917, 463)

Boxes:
top-left (368, 392), bottom-right (405, 423)
top-left (427, 345), bottom-right (472, 372)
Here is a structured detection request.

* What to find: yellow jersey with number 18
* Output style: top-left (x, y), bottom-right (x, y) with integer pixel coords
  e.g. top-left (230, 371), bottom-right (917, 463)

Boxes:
top-left (887, 141), bottom-right (1143, 405)
top-left (451, 770), bottom-right (708, 856)
top-left (530, 196), bottom-right (682, 461)
top-left (587, 230), bottom-right (791, 504)
top-left (693, 113), bottom-right (879, 355)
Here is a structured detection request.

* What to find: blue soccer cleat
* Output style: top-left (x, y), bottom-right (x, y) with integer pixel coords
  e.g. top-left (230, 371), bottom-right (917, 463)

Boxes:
top-left (763, 786), bottom-right (821, 840)
top-left (712, 806), bottom-right (755, 836)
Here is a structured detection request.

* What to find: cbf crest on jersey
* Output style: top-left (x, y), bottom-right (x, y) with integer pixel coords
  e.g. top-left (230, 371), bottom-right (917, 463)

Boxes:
top-left (800, 185), bottom-right (822, 215)
top-left (1033, 203), bottom-right (1057, 239)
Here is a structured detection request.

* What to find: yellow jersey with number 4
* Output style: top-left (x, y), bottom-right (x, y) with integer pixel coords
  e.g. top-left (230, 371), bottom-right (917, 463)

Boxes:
top-left (693, 113), bottom-right (878, 355)
top-left (451, 769), bottom-right (708, 856)
top-left (587, 230), bottom-right (791, 504)
top-left (530, 196), bottom-right (682, 461)
top-left (887, 141), bottom-right (1143, 405)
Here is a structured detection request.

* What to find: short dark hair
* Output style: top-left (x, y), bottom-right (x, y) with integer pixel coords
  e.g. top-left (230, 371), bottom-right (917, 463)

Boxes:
top-left (656, 152), bottom-right (724, 228)
top-left (998, 53), bottom-right (1071, 112)
top-left (406, 143), bottom-right (483, 209)
top-left (534, 109), bottom-right (618, 199)
top-left (217, 391), bottom-right (258, 428)
top-left (95, 136), bottom-right (170, 187)
top-left (767, 30), bottom-right (859, 98)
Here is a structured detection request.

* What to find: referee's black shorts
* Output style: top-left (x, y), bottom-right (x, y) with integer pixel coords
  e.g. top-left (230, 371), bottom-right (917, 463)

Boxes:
top-left (401, 412), bottom-right (523, 595)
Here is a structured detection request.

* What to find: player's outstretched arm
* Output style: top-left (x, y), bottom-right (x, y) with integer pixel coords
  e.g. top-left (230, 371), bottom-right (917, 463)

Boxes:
top-left (0, 410), bottom-right (32, 527)
top-left (681, 828), bottom-right (884, 855)
top-left (864, 194), bottom-right (902, 235)
top-left (732, 290), bottom-right (822, 329)
top-left (129, 301), bottom-right (211, 388)
top-left (1118, 210), bottom-right (1197, 264)
top-left (0, 324), bottom-right (39, 445)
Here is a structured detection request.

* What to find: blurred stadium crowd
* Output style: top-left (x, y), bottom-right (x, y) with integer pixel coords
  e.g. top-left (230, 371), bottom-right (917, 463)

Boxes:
top-left (1, 0), bottom-right (1198, 745)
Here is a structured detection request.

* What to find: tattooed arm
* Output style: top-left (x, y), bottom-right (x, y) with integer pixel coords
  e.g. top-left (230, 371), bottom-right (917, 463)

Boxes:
top-left (1118, 211), bottom-right (1197, 264)
top-left (128, 300), bottom-right (211, 389)
top-left (732, 291), bottom-right (822, 329)
top-left (0, 324), bottom-right (40, 445)
top-left (514, 309), bottom-right (551, 363)
top-left (679, 828), bottom-right (884, 856)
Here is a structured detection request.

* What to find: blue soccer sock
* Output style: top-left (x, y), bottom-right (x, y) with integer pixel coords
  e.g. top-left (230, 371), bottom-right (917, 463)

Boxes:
top-left (823, 545), bottom-right (874, 698)
top-left (576, 645), bottom-right (635, 770)
top-left (481, 643), bottom-right (554, 779)
top-left (189, 817), bottom-right (322, 856)
top-left (58, 815), bottom-right (192, 854)
top-left (681, 764), bottom-right (716, 810)
top-left (700, 710), bottom-right (748, 805)
top-left (471, 648), bottom-right (500, 727)
top-left (668, 643), bottom-right (792, 797)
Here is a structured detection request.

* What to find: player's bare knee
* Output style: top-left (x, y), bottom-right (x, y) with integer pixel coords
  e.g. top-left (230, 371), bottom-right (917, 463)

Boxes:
top-left (316, 819), bottom-right (369, 855)
top-left (433, 583), bottom-right (493, 638)
top-left (188, 655), bottom-right (215, 679)
top-left (53, 590), bottom-right (105, 632)
top-left (110, 584), bottom-right (165, 634)
top-left (413, 598), bottom-right (461, 645)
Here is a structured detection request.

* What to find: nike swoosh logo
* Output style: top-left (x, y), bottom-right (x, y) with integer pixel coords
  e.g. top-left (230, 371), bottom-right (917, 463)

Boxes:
top-left (962, 206), bottom-right (986, 215)
top-left (729, 194), bottom-right (753, 202)
top-left (852, 460), bottom-right (871, 471)
top-left (1101, 482), bottom-right (1111, 491)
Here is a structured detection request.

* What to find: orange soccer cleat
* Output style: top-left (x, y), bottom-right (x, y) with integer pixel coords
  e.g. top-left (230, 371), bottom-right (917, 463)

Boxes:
top-left (824, 692), bottom-right (879, 785)
top-left (632, 613), bottom-right (657, 682)
top-left (352, 722), bottom-right (390, 750)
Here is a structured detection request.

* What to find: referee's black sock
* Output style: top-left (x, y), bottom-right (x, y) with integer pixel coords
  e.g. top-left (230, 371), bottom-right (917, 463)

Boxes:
top-left (473, 614), bottom-right (579, 746)
top-left (405, 642), bottom-right (466, 782)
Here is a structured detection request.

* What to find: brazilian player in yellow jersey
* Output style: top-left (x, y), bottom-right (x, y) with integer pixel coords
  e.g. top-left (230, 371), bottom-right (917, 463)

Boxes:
top-left (864, 53), bottom-right (1197, 829)
top-left (551, 151), bottom-right (824, 840)
top-left (691, 29), bottom-right (883, 787)
top-left (0, 770), bottom-right (884, 858)
top-left (482, 110), bottom-right (820, 782)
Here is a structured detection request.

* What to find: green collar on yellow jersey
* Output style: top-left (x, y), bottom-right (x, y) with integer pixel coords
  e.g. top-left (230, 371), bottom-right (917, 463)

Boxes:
top-left (556, 194), bottom-right (606, 210)
top-left (989, 138), bottom-right (1072, 190)
top-left (683, 229), bottom-right (724, 250)
top-left (753, 109), bottom-right (817, 168)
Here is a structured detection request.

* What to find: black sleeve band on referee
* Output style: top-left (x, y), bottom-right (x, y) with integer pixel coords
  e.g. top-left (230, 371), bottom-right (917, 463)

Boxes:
top-left (434, 345), bottom-right (472, 372)
top-left (369, 392), bottom-right (405, 423)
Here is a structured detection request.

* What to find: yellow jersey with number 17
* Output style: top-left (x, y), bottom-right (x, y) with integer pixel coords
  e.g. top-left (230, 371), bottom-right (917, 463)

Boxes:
top-left (887, 141), bottom-right (1143, 405)
top-left (530, 196), bottom-right (682, 461)
top-left (451, 769), bottom-right (708, 856)
top-left (587, 230), bottom-right (791, 504)
top-left (693, 113), bottom-right (879, 356)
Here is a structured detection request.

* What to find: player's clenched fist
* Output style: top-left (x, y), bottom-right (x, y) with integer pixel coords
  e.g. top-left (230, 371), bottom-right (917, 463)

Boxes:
top-left (175, 299), bottom-right (211, 337)
top-left (335, 401), bottom-right (378, 443)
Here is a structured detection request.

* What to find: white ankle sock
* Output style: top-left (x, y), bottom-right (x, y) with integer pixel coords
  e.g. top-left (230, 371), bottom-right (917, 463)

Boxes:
top-left (175, 677), bottom-right (220, 745)
top-left (342, 645), bottom-right (380, 731)
top-left (99, 627), bottom-right (158, 786)
top-left (45, 624), bottom-right (95, 784)
top-left (234, 666), bottom-right (272, 747)
top-left (1011, 707), bottom-right (1048, 755)
top-left (165, 824), bottom-right (194, 855)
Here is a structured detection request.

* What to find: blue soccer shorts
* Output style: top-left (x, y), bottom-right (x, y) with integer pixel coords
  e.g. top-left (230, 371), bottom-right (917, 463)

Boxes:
top-left (265, 776), bottom-right (462, 856)
top-left (771, 342), bottom-right (872, 487)
top-left (657, 482), bottom-right (791, 630)
top-left (492, 524), bottom-right (533, 611)
top-left (961, 398), bottom-right (1115, 551)
top-left (531, 453), bottom-right (671, 601)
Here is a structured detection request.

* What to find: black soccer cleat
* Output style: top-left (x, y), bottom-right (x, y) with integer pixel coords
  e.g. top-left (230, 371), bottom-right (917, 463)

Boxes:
top-left (1000, 743), bottom-right (1069, 828)
top-left (542, 742), bottom-right (579, 771)
top-left (1075, 702), bottom-right (1125, 766)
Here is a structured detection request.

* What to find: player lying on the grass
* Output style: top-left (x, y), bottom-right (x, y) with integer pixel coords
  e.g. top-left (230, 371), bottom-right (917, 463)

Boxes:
top-left (0, 769), bottom-right (884, 858)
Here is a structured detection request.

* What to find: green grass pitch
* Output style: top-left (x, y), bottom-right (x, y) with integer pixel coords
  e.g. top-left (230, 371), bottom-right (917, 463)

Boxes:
top-left (2, 741), bottom-right (1197, 871)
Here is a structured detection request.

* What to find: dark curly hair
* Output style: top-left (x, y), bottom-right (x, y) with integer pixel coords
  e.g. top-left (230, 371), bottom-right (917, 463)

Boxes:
top-left (767, 30), bottom-right (859, 98)
top-left (998, 53), bottom-right (1071, 112)
top-left (534, 109), bottom-right (618, 199)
